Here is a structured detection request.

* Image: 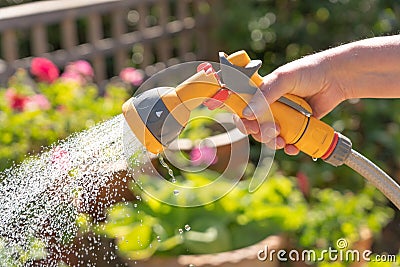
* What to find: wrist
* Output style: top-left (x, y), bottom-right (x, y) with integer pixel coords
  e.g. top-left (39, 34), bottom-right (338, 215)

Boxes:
top-left (322, 36), bottom-right (400, 100)
top-left (321, 42), bottom-right (358, 101)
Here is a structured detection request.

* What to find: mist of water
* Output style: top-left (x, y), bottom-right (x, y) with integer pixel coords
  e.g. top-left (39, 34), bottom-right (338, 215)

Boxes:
top-left (0, 114), bottom-right (146, 266)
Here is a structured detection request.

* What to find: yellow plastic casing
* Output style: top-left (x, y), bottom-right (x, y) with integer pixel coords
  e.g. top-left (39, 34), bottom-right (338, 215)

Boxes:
top-left (123, 70), bottom-right (221, 154)
top-left (174, 70), bottom-right (222, 111)
top-left (223, 50), bottom-right (335, 159)
top-left (122, 99), bottom-right (164, 154)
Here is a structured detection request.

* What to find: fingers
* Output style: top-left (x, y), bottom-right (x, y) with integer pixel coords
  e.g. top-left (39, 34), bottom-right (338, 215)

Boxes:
top-left (260, 72), bottom-right (291, 104)
top-left (234, 115), bottom-right (281, 145)
top-left (234, 114), bottom-right (300, 155)
top-left (233, 115), bottom-right (260, 135)
top-left (284, 145), bottom-right (300, 155)
top-left (242, 90), bottom-right (270, 120)
top-left (267, 136), bottom-right (285, 150)
top-left (246, 121), bottom-right (281, 145)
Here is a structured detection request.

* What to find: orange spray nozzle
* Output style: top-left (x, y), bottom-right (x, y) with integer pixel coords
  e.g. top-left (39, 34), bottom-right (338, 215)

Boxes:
top-left (122, 50), bottom-right (337, 160)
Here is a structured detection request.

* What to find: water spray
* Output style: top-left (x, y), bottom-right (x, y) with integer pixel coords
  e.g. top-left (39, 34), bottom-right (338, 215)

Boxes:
top-left (122, 50), bottom-right (400, 210)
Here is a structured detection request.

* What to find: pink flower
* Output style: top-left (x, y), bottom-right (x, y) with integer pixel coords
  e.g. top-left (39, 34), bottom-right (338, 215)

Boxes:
top-left (65, 60), bottom-right (94, 78)
top-left (61, 71), bottom-right (85, 84)
top-left (190, 145), bottom-right (218, 166)
top-left (26, 94), bottom-right (51, 111)
top-left (30, 57), bottom-right (60, 83)
top-left (296, 171), bottom-right (310, 197)
top-left (5, 88), bottom-right (29, 112)
top-left (120, 67), bottom-right (144, 86)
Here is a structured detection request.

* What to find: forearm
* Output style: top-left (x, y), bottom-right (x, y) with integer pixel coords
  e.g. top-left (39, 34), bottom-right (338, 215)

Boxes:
top-left (326, 35), bottom-right (400, 100)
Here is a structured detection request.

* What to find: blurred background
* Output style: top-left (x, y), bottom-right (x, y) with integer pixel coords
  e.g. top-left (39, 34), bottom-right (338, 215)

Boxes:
top-left (0, 0), bottom-right (400, 266)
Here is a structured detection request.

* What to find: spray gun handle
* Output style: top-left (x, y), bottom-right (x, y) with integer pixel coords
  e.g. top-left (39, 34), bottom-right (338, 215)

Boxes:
top-left (223, 51), bottom-right (336, 159)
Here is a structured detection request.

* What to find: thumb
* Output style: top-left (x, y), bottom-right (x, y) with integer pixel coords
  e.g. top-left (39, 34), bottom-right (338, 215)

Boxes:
top-left (261, 72), bottom-right (291, 104)
top-left (243, 72), bottom-right (292, 120)
top-left (306, 94), bottom-right (338, 119)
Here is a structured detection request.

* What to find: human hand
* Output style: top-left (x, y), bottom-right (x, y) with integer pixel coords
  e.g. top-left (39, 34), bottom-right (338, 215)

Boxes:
top-left (238, 52), bottom-right (347, 155)
top-left (205, 36), bottom-right (400, 155)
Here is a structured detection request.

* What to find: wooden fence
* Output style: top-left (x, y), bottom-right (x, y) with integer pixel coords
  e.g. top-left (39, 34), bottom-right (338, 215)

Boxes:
top-left (0, 0), bottom-right (216, 83)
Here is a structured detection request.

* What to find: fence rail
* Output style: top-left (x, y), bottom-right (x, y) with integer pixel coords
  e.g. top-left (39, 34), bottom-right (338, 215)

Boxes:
top-left (0, 0), bottom-right (215, 83)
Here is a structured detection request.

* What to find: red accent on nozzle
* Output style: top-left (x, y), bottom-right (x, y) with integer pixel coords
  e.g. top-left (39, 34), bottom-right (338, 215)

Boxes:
top-left (203, 89), bottom-right (230, 110)
top-left (321, 132), bottom-right (339, 160)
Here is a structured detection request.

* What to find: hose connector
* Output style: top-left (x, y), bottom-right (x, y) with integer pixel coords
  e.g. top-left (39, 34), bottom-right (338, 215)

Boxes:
top-left (323, 132), bottom-right (352, 167)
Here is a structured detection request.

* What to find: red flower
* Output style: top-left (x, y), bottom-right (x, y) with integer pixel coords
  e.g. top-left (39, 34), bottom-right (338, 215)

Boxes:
top-left (30, 57), bottom-right (59, 83)
top-left (190, 145), bottom-right (218, 166)
top-left (296, 171), bottom-right (310, 197)
top-left (5, 88), bottom-right (51, 112)
top-left (120, 67), bottom-right (144, 86)
top-left (5, 88), bottom-right (29, 112)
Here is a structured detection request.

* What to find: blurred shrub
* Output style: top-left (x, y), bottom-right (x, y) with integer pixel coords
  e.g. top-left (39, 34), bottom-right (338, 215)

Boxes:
top-left (0, 58), bottom-right (143, 171)
top-left (0, 237), bottom-right (46, 267)
top-left (216, 0), bottom-right (400, 72)
top-left (298, 185), bottom-right (393, 250)
top-left (214, 0), bottom-right (400, 192)
top-left (98, 171), bottom-right (307, 260)
top-left (96, 167), bottom-right (392, 261)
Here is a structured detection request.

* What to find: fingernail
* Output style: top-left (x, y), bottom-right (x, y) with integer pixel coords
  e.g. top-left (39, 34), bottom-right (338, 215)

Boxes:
top-left (276, 136), bottom-right (285, 149)
top-left (285, 145), bottom-right (299, 155)
top-left (249, 126), bottom-right (259, 135)
top-left (243, 106), bottom-right (253, 117)
top-left (265, 127), bottom-right (279, 139)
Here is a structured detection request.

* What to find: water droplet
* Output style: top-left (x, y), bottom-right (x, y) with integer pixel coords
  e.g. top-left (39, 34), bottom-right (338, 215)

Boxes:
top-left (133, 203), bottom-right (138, 208)
top-left (312, 157), bottom-right (318, 162)
top-left (178, 228), bottom-right (183, 234)
top-left (158, 153), bottom-right (176, 182)
top-left (156, 236), bottom-right (161, 242)
top-left (173, 190), bottom-right (180, 196)
top-left (184, 224), bottom-right (191, 231)
top-left (188, 264), bottom-right (196, 267)
top-left (0, 115), bottom-right (149, 263)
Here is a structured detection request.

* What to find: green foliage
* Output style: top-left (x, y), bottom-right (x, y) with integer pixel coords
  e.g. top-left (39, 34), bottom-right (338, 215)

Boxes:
top-left (99, 171), bottom-right (306, 260)
top-left (215, 0), bottom-right (400, 192)
top-left (0, 237), bottom-right (46, 267)
top-left (0, 69), bottom-right (130, 171)
top-left (98, 169), bottom-right (393, 261)
top-left (298, 186), bottom-right (393, 249)
top-left (217, 0), bottom-right (400, 73)
top-left (178, 108), bottom-right (225, 141)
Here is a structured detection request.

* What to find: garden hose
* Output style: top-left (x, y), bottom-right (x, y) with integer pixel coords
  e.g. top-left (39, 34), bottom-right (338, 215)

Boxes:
top-left (344, 149), bottom-right (400, 209)
top-left (122, 50), bottom-right (400, 210)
